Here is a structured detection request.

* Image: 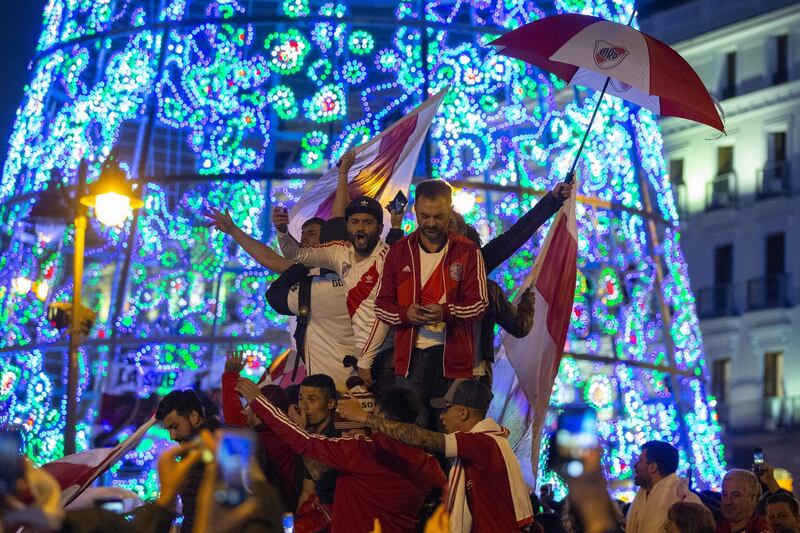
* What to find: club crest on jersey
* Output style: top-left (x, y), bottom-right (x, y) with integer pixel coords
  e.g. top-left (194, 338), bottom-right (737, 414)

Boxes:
top-left (449, 263), bottom-right (463, 281)
top-left (593, 40), bottom-right (630, 70)
top-left (341, 262), bottom-right (352, 277)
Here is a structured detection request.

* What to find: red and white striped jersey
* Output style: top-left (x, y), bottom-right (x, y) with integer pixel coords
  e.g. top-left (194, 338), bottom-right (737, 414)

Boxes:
top-left (278, 232), bottom-right (393, 369)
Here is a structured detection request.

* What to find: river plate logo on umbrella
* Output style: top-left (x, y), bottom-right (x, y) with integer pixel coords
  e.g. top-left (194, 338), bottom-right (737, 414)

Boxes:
top-left (593, 40), bottom-right (630, 69)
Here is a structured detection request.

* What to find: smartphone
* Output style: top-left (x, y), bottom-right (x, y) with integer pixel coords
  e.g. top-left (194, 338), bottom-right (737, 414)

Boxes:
top-left (95, 498), bottom-right (124, 514)
top-left (282, 512), bottom-right (295, 533)
top-left (418, 306), bottom-right (432, 314)
top-left (753, 448), bottom-right (765, 476)
top-left (386, 190), bottom-right (408, 214)
top-left (215, 429), bottom-right (256, 507)
top-left (548, 407), bottom-right (598, 478)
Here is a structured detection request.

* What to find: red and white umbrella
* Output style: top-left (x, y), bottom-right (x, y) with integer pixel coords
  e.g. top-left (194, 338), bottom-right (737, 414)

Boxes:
top-left (491, 14), bottom-right (724, 174)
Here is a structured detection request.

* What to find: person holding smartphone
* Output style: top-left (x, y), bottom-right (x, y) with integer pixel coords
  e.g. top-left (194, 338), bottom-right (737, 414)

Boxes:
top-left (374, 179), bottom-right (489, 429)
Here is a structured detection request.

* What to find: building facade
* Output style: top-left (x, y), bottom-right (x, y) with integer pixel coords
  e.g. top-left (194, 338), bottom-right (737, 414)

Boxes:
top-left (641, 0), bottom-right (800, 470)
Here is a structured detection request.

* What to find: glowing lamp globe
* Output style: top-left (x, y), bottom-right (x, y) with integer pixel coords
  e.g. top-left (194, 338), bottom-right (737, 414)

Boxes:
top-left (80, 160), bottom-right (144, 227)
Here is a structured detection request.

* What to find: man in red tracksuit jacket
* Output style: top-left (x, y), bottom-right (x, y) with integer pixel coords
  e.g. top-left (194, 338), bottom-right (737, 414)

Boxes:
top-left (375, 179), bottom-right (488, 428)
top-left (221, 353), bottom-right (301, 511)
top-left (235, 378), bottom-right (447, 533)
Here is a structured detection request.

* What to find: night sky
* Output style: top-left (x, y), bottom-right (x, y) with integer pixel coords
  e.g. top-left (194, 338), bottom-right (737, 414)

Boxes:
top-left (0, 0), bottom-right (47, 168)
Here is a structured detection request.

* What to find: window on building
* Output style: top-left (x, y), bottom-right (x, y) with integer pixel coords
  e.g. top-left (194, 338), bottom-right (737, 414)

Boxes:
top-left (713, 244), bottom-right (733, 285)
top-left (712, 358), bottom-right (731, 403)
top-left (765, 232), bottom-right (785, 275)
top-left (774, 34), bottom-right (788, 84)
top-left (769, 131), bottom-right (787, 162)
top-left (722, 52), bottom-right (736, 98)
top-left (764, 352), bottom-right (784, 398)
top-left (717, 145), bottom-right (734, 174)
top-left (669, 158), bottom-right (684, 185)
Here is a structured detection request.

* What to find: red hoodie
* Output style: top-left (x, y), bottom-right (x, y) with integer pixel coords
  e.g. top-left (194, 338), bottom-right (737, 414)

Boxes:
top-left (249, 393), bottom-right (447, 533)
top-left (375, 230), bottom-right (488, 378)
top-left (221, 372), bottom-right (300, 508)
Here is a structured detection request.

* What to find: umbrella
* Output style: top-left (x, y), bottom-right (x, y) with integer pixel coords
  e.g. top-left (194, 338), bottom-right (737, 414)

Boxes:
top-left (490, 13), bottom-right (724, 181)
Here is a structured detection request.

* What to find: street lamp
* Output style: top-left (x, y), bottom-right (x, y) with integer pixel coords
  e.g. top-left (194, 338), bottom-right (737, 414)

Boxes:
top-left (63, 159), bottom-right (143, 455)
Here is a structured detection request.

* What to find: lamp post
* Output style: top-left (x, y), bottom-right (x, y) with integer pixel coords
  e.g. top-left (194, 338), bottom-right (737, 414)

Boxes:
top-left (63, 159), bottom-right (143, 455)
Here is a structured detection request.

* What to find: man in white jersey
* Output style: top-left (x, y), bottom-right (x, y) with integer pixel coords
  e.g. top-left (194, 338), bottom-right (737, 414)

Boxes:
top-left (276, 195), bottom-right (395, 391)
top-left (205, 208), bottom-right (355, 388)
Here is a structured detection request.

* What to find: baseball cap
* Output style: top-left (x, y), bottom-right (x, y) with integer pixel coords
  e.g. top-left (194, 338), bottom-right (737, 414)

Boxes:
top-left (430, 379), bottom-right (493, 411)
top-left (345, 196), bottom-right (382, 222)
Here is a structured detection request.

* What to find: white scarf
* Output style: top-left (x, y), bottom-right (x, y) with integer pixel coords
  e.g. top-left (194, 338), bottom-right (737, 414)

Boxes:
top-left (627, 473), bottom-right (701, 533)
top-left (445, 418), bottom-right (533, 533)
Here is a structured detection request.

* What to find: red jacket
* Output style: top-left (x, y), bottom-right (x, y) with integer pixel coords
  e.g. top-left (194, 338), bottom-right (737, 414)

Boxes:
top-left (221, 372), bottom-right (300, 509)
top-left (375, 230), bottom-right (488, 378)
top-left (249, 393), bottom-right (447, 533)
top-left (716, 515), bottom-right (773, 533)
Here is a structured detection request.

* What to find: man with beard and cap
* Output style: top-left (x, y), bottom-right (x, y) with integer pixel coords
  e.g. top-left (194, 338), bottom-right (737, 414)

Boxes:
top-left (374, 179), bottom-right (488, 428)
top-left (276, 191), bottom-right (396, 392)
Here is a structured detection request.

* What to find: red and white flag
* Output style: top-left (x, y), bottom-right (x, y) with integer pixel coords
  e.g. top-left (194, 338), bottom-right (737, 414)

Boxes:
top-left (501, 186), bottom-right (578, 476)
top-left (258, 347), bottom-right (306, 387)
top-left (42, 417), bottom-right (156, 506)
top-left (287, 87), bottom-right (449, 238)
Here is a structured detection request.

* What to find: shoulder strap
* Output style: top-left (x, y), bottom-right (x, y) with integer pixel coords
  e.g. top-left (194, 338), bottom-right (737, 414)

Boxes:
top-left (291, 274), bottom-right (314, 380)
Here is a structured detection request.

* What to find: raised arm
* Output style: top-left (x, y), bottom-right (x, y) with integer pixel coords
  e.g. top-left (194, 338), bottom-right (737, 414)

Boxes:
top-left (481, 182), bottom-right (571, 274)
top-left (206, 207), bottom-right (293, 273)
top-left (337, 398), bottom-right (445, 453)
top-left (332, 150), bottom-right (355, 218)
top-left (491, 282), bottom-right (535, 338)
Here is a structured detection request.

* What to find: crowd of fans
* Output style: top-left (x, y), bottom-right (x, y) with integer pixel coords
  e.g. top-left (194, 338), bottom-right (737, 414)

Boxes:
top-left (1, 160), bottom-right (797, 533)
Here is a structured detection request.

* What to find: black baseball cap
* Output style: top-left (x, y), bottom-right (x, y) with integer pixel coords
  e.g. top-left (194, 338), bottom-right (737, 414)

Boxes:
top-left (345, 196), bottom-right (383, 222)
top-left (430, 379), bottom-right (493, 411)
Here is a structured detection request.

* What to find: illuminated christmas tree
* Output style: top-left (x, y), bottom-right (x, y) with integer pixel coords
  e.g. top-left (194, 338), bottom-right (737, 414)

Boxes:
top-left (0, 0), bottom-right (723, 497)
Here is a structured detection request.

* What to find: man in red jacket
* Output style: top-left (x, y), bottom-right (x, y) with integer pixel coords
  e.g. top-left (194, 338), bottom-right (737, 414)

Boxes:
top-left (235, 379), bottom-right (446, 533)
top-left (375, 179), bottom-right (488, 428)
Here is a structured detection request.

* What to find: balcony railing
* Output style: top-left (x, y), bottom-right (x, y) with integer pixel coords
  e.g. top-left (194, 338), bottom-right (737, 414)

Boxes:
top-left (695, 284), bottom-right (736, 319)
top-left (716, 396), bottom-right (800, 432)
top-left (746, 273), bottom-right (792, 311)
top-left (757, 160), bottom-right (792, 199)
top-left (705, 171), bottom-right (738, 210)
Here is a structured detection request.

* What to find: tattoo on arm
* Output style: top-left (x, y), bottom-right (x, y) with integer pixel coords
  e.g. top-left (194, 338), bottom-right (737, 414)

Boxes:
top-left (365, 414), bottom-right (445, 453)
top-left (303, 457), bottom-right (331, 480)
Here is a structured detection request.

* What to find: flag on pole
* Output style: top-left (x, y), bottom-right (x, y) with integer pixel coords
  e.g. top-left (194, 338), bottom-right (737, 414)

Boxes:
top-left (498, 185), bottom-right (578, 479)
top-left (42, 417), bottom-right (156, 506)
top-left (258, 347), bottom-right (306, 387)
top-left (287, 87), bottom-right (449, 238)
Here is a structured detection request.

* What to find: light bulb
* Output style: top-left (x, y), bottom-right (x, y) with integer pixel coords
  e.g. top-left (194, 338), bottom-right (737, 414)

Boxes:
top-left (94, 192), bottom-right (133, 227)
top-left (453, 189), bottom-right (476, 215)
top-left (12, 276), bottom-right (32, 294)
top-left (35, 281), bottom-right (50, 301)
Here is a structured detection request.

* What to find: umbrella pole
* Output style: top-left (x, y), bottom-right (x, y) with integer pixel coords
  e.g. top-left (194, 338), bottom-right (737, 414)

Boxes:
top-left (565, 10), bottom-right (636, 183)
top-left (565, 76), bottom-right (611, 183)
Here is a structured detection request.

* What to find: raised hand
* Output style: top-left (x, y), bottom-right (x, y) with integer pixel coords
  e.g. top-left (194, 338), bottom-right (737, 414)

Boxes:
top-left (288, 404), bottom-right (307, 429)
top-left (338, 150), bottom-right (356, 174)
top-left (205, 207), bottom-right (237, 234)
top-left (235, 378), bottom-right (262, 403)
top-left (336, 397), bottom-right (368, 424)
top-left (225, 351), bottom-right (246, 374)
top-left (271, 206), bottom-right (289, 233)
top-left (155, 442), bottom-right (202, 508)
top-left (552, 182), bottom-right (573, 201)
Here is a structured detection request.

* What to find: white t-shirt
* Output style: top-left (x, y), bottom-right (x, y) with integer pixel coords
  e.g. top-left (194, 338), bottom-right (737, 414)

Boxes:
top-left (287, 270), bottom-right (355, 388)
top-left (278, 232), bottom-right (393, 370)
top-left (416, 243), bottom-right (448, 349)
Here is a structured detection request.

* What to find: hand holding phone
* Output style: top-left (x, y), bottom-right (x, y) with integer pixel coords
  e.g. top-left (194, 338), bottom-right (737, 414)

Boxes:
top-left (547, 407), bottom-right (599, 479)
top-left (753, 448), bottom-right (765, 477)
top-left (386, 190), bottom-right (408, 215)
top-left (215, 429), bottom-right (256, 507)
